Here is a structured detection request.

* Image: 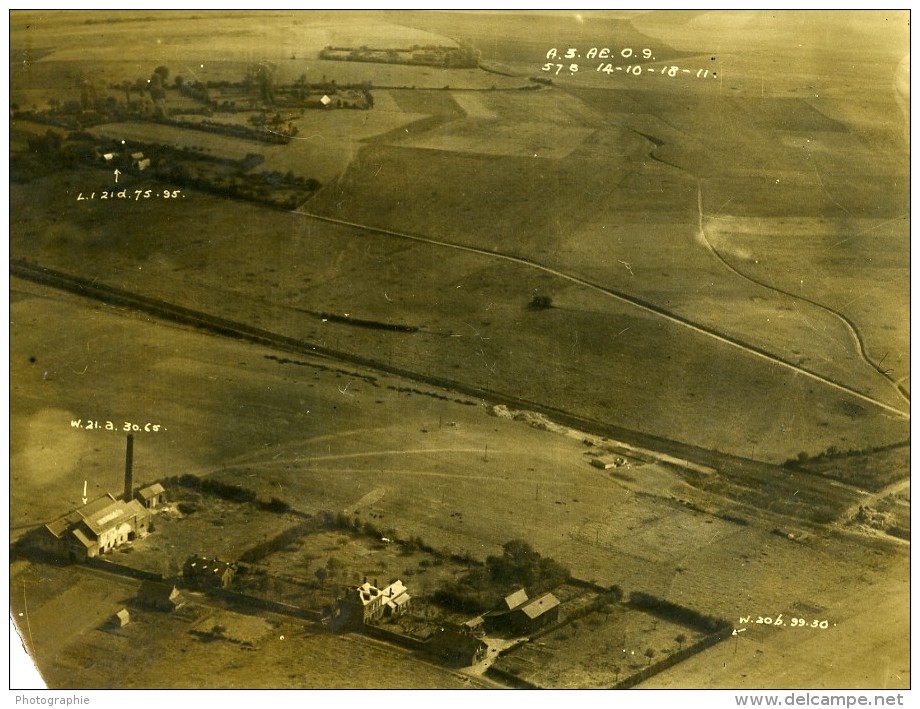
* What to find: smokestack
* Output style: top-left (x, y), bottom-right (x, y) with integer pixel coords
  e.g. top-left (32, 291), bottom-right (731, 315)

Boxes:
top-left (124, 434), bottom-right (134, 502)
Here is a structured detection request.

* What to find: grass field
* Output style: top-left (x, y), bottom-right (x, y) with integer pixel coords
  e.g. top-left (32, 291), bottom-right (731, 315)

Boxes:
top-left (493, 605), bottom-right (708, 688)
top-left (10, 176), bottom-right (908, 464)
top-left (89, 122), bottom-right (266, 161)
top-left (9, 286), bottom-right (908, 688)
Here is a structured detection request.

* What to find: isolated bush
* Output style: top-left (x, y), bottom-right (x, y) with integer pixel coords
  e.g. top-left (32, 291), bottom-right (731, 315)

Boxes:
top-left (529, 294), bottom-right (553, 310)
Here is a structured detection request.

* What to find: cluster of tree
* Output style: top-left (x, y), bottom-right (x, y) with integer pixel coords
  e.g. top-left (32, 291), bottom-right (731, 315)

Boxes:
top-left (783, 439), bottom-right (909, 469)
top-left (529, 294), bottom-right (553, 310)
top-left (313, 556), bottom-right (345, 587)
top-left (320, 42), bottom-right (479, 69)
top-left (434, 539), bottom-right (570, 614)
top-left (12, 130), bottom-right (84, 181)
top-left (177, 473), bottom-right (258, 504)
top-left (172, 473), bottom-right (296, 514)
top-left (248, 112), bottom-right (300, 136)
top-left (177, 79), bottom-right (212, 105)
top-left (163, 116), bottom-right (290, 144)
top-left (486, 539), bottom-right (570, 589)
top-left (454, 41), bottom-right (481, 68)
top-left (317, 509), bottom-right (396, 542)
top-left (107, 66), bottom-right (172, 117)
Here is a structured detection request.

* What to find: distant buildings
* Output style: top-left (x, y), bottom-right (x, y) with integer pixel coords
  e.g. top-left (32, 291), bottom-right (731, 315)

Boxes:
top-left (319, 44), bottom-right (478, 68)
top-left (129, 151), bottom-right (151, 170)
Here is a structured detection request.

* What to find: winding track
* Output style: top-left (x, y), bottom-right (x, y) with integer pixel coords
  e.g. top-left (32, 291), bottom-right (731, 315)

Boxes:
top-left (291, 208), bottom-right (910, 420)
top-left (694, 180), bottom-right (911, 408)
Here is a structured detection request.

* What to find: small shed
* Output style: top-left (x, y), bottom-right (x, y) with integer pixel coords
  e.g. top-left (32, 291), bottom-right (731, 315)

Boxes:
top-left (591, 456), bottom-right (626, 470)
top-left (135, 483), bottom-right (167, 509)
top-left (114, 608), bottom-right (131, 627)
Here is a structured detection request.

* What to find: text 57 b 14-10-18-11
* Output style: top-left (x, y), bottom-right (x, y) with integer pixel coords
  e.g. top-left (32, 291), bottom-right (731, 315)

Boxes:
top-left (76, 189), bottom-right (183, 201)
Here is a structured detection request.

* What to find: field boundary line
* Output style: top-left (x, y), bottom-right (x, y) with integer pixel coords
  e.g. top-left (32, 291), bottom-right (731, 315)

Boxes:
top-left (9, 262), bottom-right (906, 479)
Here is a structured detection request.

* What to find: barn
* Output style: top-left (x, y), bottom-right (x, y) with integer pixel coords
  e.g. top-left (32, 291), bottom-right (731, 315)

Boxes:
top-left (484, 592), bottom-right (561, 635)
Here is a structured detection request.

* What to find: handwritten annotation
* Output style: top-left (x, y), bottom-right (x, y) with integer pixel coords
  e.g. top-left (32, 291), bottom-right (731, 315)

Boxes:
top-left (71, 419), bottom-right (167, 433)
top-left (541, 47), bottom-right (715, 79)
top-left (738, 614), bottom-right (832, 629)
top-left (76, 188), bottom-right (184, 202)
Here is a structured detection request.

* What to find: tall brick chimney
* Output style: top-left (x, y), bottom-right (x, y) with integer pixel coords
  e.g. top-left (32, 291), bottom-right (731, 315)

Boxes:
top-left (123, 434), bottom-right (134, 503)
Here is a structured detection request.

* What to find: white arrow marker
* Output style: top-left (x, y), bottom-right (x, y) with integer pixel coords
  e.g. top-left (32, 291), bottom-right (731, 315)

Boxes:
top-left (82, 480), bottom-right (88, 505)
top-left (732, 628), bottom-right (748, 636)
top-left (113, 169), bottom-right (121, 183)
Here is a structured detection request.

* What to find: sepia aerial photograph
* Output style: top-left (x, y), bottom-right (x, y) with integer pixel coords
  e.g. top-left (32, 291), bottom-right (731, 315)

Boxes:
top-left (8, 9), bottom-right (911, 694)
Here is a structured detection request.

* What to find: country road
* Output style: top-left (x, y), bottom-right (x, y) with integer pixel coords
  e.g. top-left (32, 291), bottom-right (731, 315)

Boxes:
top-left (695, 180), bottom-right (911, 409)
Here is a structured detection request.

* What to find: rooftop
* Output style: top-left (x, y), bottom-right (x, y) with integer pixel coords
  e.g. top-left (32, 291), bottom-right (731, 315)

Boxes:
top-left (136, 483), bottom-right (165, 499)
top-left (520, 593), bottom-right (560, 620)
top-left (503, 588), bottom-right (529, 610)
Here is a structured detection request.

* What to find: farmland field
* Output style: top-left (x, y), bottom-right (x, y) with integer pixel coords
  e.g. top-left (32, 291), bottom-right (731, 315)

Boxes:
top-left (9, 9), bottom-right (909, 692)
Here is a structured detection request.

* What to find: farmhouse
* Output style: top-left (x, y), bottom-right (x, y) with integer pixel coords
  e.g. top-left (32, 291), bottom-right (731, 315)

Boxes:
top-left (339, 578), bottom-right (412, 625)
top-left (183, 555), bottom-right (237, 589)
top-left (36, 493), bottom-right (151, 562)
